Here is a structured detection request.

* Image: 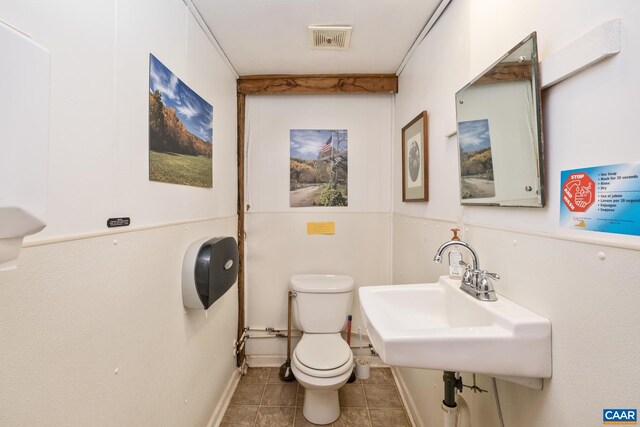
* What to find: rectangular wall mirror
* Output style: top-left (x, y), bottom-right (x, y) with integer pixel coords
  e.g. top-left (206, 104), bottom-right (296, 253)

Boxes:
top-left (455, 32), bottom-right (545, 207)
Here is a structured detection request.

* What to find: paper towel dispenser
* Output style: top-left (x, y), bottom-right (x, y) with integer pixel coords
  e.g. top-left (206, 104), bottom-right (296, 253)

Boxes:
top-left (0, 21), bottom-right (50, 270)
top-left (182, 236), bottom-right (239, 310)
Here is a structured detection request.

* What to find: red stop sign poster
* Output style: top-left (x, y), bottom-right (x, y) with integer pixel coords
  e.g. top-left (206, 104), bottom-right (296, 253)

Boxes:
top-left (562, 172), bottom-right (595, 212)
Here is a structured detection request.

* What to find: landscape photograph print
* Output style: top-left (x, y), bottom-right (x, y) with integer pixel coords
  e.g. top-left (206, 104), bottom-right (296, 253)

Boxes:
top-left (458, 119), bottom-right (495, 199)
top-left (290, 129), bottom-right (348, 207)
top-left (149, 54), bottom-right (213, 188)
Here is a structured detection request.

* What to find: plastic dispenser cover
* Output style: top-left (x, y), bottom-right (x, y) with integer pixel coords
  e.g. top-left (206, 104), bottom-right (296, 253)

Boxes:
top-left (182, 236), bottom-right (238, 310)
top-left (0, 21), bottom-right (50, 270)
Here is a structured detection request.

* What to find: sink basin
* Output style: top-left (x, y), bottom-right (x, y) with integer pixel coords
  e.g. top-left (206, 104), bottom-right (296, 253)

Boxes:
top-left (359, 276), bottom-right (551, 380)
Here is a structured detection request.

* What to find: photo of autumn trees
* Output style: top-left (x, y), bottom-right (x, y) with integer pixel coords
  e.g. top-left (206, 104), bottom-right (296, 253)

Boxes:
top-left (290, 129), bottom-right (348, 207)
top-left (149, 54), bottom-right (213, 188)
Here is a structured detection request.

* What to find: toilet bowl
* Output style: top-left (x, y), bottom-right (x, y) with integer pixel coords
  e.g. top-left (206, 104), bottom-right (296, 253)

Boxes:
top-left (291, 333), bottom-right (354, 425)
top-left (289, 275), bottom-right (354, 425)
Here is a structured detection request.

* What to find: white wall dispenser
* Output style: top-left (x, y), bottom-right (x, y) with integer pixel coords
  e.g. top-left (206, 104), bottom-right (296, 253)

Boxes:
top-left (182, 237), bottom-right (239, 310)
top-left (0, 21), bottom-right (51, 271)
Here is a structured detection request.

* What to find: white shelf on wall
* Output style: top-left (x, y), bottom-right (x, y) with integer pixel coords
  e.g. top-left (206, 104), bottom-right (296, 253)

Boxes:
top-left (445, 129), bottom-right (457, 139)
top-left (540, 18), bottom-right (621, 89)
top-left (446, 18), bottom-right (621, 138)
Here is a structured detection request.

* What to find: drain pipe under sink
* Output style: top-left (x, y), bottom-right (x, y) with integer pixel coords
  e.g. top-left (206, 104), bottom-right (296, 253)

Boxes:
top-left (441, 372), bottom-right (471, 427)
top-left (456, 394), bottom-right (471, 427)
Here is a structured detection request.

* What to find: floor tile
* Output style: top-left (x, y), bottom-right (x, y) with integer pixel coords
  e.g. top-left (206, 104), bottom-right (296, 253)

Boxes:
top-left (220, 405), bottom-right (259, 427)
top-left (223, 367), bottom-right (411, 427)
top-left (296, 385), bottom-right (305, 407)
top-left (338, 384), bottom-right (366, 407)
top-left (294, 407), bottom-right (326, 426)
top-left (240, 367), bottom-right (270, 384)
top-left (268, 366), bottom-right (298, 384)
top-left (369, 408), bottom-right (410, 427)
top-left (362, 368), bottom-right (395, 385)
top-left (230, 382), bottom-right (265, 406)
top-left (261, 383), bottom-right (298, 407)
top-left (255, 406), bottom-right (295, 427)
top-left (333, 408), bottom-right (371, 427)
top-left (363, 384), bottom-right (402, 408)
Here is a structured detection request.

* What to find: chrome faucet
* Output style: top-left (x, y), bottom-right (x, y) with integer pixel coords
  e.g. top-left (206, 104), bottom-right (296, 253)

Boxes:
top-left (433, 240), bottom-right (499, 302)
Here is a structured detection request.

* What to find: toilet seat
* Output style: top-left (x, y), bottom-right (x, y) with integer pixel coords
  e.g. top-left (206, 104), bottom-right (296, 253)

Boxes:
top-left (293, 333), bottom-right (353, 378)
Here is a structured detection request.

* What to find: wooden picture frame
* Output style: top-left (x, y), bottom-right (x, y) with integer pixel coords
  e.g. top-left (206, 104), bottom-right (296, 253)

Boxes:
top-left (402, 111), bottom-right (428, 201)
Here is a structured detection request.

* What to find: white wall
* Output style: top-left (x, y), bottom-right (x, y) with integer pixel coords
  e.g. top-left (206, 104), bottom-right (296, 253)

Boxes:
top-left (393, 0), bottom-right (640, 426)
top-left (0, 1), bottom-right (238, 425)
top-left (1, 219), bottom-right (238, 426)
top-left (3, 0), bottom-right (237, 241)
top-left (246, 95), bottom-right (392, 214)
top-left (244, 94), bottom-right (393, 356)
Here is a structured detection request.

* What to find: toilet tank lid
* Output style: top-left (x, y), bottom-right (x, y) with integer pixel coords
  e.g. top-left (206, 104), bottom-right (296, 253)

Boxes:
top-left (290, 274), bottom-right (354, 293)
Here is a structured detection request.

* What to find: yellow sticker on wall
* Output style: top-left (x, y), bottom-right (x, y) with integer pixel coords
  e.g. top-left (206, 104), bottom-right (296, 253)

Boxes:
top-left (307, 222), bottom-right (336, 235)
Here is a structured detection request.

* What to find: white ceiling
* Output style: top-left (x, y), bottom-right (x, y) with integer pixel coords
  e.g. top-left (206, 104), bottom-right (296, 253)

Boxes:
top-left (191, 0), bottom-right (444, 76)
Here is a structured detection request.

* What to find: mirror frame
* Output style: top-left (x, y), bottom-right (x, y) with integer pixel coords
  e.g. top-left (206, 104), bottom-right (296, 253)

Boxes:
top-left (455, 32), bottom-right (545, 207)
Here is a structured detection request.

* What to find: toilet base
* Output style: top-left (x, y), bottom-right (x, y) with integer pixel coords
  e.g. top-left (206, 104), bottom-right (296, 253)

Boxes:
top-left (302, 388), bottom-right (340, 425)
top-left (290, 333), bottom-right (354, 425)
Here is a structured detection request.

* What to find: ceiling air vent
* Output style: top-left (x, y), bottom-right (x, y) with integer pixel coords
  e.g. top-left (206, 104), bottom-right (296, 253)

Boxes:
top-left (308, 25), bottom-right (352, 50)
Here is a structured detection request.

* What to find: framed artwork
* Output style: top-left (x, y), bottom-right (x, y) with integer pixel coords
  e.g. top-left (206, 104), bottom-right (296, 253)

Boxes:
top-left (149, 54), bottom-right (213, 188)
top-left (402, 111), bottom-right (428, 201)
top-left (290, 129), bottom-right (348, 207)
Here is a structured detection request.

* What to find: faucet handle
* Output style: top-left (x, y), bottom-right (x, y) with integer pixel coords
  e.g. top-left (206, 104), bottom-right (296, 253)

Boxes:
top-left (474, 272), bottom-right (499, 301)
top-left (461, 262), bottom-right (480, 286)
top-left (481, 270), bottom-right (500, 280)
top-left (476, 271), bottom-right (499, 294)
top-left (460, 260), bottom-right (481, 274)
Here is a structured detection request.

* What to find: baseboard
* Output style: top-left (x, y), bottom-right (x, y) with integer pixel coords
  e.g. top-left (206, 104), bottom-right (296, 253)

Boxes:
top-left (207, 368), bottom-right (242, 427)
top-left (392, 366), bottom-right (422, 427)
top-left (245, 354), bottom-right (287, 367)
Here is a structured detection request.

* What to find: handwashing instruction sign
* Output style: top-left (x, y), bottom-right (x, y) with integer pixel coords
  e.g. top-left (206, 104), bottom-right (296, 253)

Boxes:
top-left (560, 162), bottom-right (640, 236)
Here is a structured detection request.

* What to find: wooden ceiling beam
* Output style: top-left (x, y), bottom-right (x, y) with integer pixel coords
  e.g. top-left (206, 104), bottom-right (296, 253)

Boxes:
top-left (237, 74), bottom-right (398, 95)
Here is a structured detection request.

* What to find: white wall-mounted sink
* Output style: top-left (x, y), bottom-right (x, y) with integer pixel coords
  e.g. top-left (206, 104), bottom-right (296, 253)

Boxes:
top-left (359, 276), bottom-right (551, 381)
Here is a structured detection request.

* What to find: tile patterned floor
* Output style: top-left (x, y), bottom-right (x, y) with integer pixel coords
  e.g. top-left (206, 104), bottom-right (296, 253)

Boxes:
top-left (221, 367), bottom-right (411, 426)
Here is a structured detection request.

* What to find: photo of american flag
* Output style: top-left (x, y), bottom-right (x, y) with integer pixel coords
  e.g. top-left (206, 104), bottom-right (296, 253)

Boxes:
top-left (319, 139), bottom-right (332, 157)
top-left (290, 129), bottom-right (348, 207)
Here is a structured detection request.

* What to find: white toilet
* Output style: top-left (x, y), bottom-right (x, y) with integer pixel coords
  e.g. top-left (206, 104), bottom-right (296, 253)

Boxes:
top-left (289, 274), bottom-right (354, 425)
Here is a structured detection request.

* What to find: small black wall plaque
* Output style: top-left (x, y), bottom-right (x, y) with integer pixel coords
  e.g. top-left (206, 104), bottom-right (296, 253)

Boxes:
top-left (107, 217), bottom-right (131, 228)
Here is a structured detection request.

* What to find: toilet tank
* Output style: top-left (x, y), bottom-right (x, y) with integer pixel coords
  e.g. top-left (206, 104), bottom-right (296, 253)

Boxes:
top-left (290, 274), bottom-right (354, 333)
